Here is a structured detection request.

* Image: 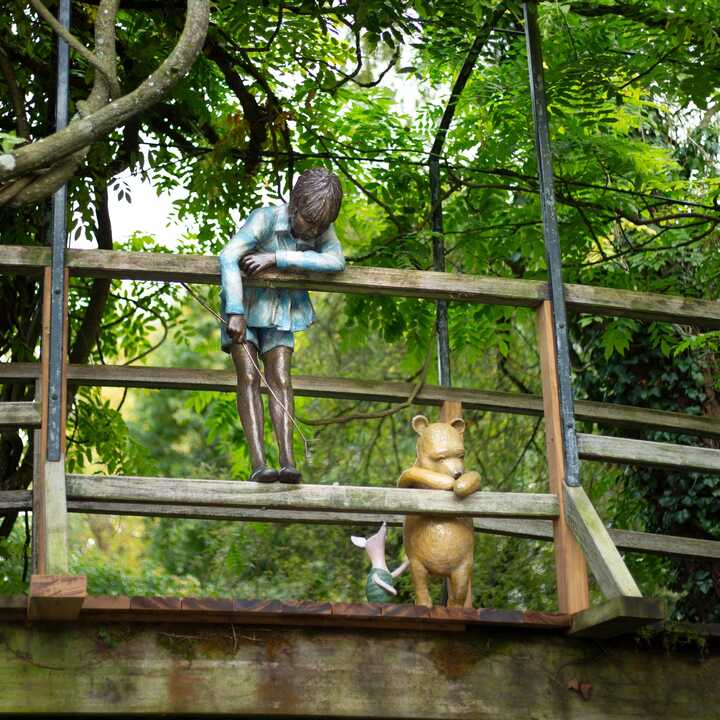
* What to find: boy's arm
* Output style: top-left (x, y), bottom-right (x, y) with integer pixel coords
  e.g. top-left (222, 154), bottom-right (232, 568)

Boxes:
top-left (275, 225), bottom-right (345, 273)
top-left (219, 208), bottom-right (269, 315)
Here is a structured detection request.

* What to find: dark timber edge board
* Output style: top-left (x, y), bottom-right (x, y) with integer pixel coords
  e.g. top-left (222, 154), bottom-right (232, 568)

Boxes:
top-left (4, 490), bottom-right (718, 560)
top-left (3, 362), bottom-right (720, 439)
top-left (2, 245), bottom-right (720, 326)
top-left (0, 617), bottom-right (718, 718)
top-left (0, 595), bottom-right (569, 631)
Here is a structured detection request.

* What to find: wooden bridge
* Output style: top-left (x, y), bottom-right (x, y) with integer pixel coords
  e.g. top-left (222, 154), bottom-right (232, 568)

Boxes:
top-left (1, 2), bottom-right (719, 715)
top-left (1, 241), bottom-right (719, 717)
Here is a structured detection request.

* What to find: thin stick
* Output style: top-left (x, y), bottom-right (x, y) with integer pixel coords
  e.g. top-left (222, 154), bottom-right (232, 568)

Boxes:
top-left (180, 282), bottom-right (312, 458)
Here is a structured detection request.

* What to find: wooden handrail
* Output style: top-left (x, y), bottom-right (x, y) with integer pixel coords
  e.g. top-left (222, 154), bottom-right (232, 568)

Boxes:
top-left (3, 362), bottom-right (720, 439)
top-left (65, 474), bottom-right (560, 519)
top-left (3, 489), bottom-right (718, 561)
top-left (2, 245), bottom-right (720, 326)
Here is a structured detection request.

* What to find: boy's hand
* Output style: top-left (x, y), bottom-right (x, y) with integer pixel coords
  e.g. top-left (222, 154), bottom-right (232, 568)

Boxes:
top-left (227, 314), bottom-right (247, 343)
top-left (241, 252), bottom-right (276, 275)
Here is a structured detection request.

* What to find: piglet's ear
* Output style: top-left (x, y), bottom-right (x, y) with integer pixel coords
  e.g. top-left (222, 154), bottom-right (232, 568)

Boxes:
top-left (450, 418), bottom-right (465, 434)
top-left (351, 536), bottom-right (367, 548)
top-left (411, 415), bottom-right (429, 434)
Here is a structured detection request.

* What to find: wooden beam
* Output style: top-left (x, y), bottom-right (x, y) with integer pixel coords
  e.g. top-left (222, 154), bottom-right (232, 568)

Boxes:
top-left (537, 301), bottom-right (589, 614)
top-left (3, 245), bottom-right (720, 326)
top-left (0, 401), bottom-right (41, 427)
top-left (65, 474), bottom-right (559, 519)
top-left (564, 485), bottom-right (642, 599)
top-left (609, 528), bottom-right (720, 560)
top-left (43, 459), bottom-right (70, 574)
top-left (564, 282), bottom-right (720, 328)
top-left (5, 362), bottom-right (720, 439)
top-left (0, 490), bottom-right (34, 513)
top-left (3, 490), bottom-right (718, 561)
top-left (439, 400), bottom-right (463, 422)
top-left (578, 433), bottom-right (720, 473)
top-left (27, 575), bottom-right (86, 621)
top-left (33, 267), bottom-right (51, 576)
top-left (1, 619), bottom-right (718, 717)
top-left (569, 596), bottom-right (665, 639)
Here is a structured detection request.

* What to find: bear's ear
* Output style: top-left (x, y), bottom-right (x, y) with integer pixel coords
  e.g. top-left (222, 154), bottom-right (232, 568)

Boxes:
top-left (450, 418), bottom-right (465, 434)
top-left (411, 415), bottom-right (429, 434)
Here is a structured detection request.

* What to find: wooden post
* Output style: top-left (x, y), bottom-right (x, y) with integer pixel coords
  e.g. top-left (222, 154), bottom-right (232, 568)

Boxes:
top-left (32, 268), bottom-right (52, 575)
top-left (439, 400), bottom-right (463, 423)
top-left (29, 270), bottom-right (84, 620)
top-left (537, 301), bottom-right (590, 613)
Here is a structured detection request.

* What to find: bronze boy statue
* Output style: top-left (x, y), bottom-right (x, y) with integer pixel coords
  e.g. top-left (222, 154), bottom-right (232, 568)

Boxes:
top-left (220, 168), bottom-right (345, 483)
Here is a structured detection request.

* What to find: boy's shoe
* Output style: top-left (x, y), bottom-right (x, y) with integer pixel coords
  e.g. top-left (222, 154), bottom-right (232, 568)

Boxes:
top-left (249, 466), bottom-right (279, 483)
top-left (278, 466), bottom-right (302, 484)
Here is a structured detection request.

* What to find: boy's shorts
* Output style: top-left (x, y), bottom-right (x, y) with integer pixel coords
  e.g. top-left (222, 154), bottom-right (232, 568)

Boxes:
top-left (222, 324), bottom-right (294, 355)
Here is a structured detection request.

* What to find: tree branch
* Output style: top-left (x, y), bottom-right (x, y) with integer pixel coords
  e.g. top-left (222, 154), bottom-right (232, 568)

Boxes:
top-left (0, 0), bottom-right (209, 191)
top-left (29, 0), bottom-right (121, 99)
top-left (0, 45), bottom-right (30, 139)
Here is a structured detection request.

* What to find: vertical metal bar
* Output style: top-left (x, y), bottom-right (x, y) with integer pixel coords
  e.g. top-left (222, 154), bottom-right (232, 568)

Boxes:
top-left (47, 0), bottom-right (71, 462)
top-left (430, 156), bottom-right (452, 387)
top-left (523, 1), bottom-right (580, 487)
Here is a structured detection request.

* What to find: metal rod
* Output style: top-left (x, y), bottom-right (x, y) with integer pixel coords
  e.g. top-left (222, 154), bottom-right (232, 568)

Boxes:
top-left (47, 0), bottom-right (71, 462)
top-left (430, 156), bottom-right (452, 387)
top-left (523, 1), bottom-right (580, 487)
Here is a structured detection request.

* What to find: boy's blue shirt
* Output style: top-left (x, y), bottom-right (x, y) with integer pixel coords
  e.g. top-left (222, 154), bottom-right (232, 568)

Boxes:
top-left (219, 204), bottom-right (345, 349)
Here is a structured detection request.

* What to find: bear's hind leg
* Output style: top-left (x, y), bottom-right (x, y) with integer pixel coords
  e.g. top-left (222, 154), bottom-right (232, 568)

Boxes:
top-left (409, 558), bottom-right (432, 607)
top-left (448, 558), bottom-right (473, 608)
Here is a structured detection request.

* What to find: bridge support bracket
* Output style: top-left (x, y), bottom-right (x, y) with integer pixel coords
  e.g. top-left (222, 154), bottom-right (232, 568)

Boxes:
top-left (569, 596), bottom-right (665, 639)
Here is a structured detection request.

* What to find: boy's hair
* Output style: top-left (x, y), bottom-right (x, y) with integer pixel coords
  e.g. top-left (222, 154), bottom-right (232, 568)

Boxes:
top-left (289, 168), bottom-right (343, 229)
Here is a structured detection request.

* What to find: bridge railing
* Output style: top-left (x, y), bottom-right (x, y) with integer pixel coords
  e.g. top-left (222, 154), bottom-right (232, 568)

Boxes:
top-left (1, 246), bottom-right (719, 631)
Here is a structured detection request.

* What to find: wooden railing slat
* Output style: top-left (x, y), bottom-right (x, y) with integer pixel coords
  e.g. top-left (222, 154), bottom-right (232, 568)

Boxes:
top-left (3, 490), bottom-right (718, 560)
top-left (65, 475), bottom-right (559, 519)
top-left (3, 362), bottom-right (720, 439)
top-left (0, 401), bottom-right (41, 428)
top-left (578, 433), bottom-right (720, 473)
top-left (2, 245), bottom-right (720, 326)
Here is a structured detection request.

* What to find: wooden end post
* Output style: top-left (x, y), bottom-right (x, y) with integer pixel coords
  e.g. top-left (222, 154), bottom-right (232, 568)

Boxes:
top-left (33, 267), bottom-right (74, 578)
top-left (537, 301), bottom-right (590, 613)
top-left (27, 575), bottom-right (86, 621)
top-left (440, 400), bottom-right (463, 423)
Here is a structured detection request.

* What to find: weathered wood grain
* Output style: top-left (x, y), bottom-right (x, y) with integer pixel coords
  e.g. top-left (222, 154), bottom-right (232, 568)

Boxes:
top-left (0, 490), bottom-right (34, 513)
top-left (578, 433), bottom-right (720, 473)
top-left (65, 474), bottom-right (560, 519)
top-left (5, 361), bottom-right (720, 438)
top-left (33, 268), bottom-right (51, 576)
top-left (43, 458), bottom-right (70, 575)
top-left (27, 574), bottom-right (86, 621)
top-left (1, 620), bottom-right (718, 717)
top-left (537, 301), bottom-right (589, 614)
top-left (609, 528), bottom-right (720, 560)
top-left (3, 490), bottom-right (718, 561)
top-left (565, 485), bottom-right (642, 599)
top-left (0, 401), bottom-right (41, 427)
top-left (564, 281), bottom-right (720, 327)
top-left (569, 596), bottom-right (665, 639)
top-left (3, 245), bottom-right (720, 326)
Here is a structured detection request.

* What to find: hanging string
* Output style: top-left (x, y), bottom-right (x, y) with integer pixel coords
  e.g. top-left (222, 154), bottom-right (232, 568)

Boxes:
top-left (180, 281), bottom-right (313, 460)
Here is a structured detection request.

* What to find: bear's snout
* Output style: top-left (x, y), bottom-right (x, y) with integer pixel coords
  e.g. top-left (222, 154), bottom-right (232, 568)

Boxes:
top-left (452, 470), bottom-right (462, 480)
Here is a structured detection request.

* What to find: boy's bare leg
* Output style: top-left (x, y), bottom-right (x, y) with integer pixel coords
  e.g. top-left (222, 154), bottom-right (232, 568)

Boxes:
top-left (263, 346), bottom-right (301, 483)
top-left (230, 342), bottom-right (277, 482)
